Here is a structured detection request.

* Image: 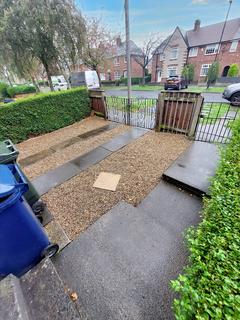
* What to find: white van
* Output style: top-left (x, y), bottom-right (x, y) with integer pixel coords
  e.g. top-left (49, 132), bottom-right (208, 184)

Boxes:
top-left (51, 75), bottom-right (69, 91)
top-left (69, 71), bottom-right (100, 89)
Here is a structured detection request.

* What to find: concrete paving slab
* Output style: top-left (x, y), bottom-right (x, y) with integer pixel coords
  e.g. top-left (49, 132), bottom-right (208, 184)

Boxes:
top-left (45, 220), bottom-right (71, 251)
top-left (54, 182), bottom-right (202, 320)
top-left (20, 259), bottom-right (81, 320)
top-left (102, 127), bottom-right (148, 152)
top-left (93, 172), bottom-right (121, 191)
top-left (71, 146), bottom-right (111, 170)
top-left (163, 141), bottom-right (219, 196)
top-left (33, 162), bottom-right (79, 196)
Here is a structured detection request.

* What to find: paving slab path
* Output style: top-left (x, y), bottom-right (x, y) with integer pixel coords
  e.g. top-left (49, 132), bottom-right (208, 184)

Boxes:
top-left (163, 141), bottom-right (219, 196)
top-left (54, 182), bottom-right (202, 320)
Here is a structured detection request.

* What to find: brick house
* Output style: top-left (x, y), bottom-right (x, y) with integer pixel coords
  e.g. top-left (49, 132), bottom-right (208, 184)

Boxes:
top-left (103, 37), bottom-right (143, 81)
top-left (152, 18), bottom-right (240, 83)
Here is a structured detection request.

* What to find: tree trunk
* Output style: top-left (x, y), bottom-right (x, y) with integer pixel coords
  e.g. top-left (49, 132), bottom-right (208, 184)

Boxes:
top-left (43, 62), bottom-right (54, 91)
top-left (31, 76), bottom-right (40, 93)
top-left (57, 62), bottom-right (71, 89)
top-left (95, 68), bottom-right (102, 87)
top-left (142, 67), bottom-right (145, 85)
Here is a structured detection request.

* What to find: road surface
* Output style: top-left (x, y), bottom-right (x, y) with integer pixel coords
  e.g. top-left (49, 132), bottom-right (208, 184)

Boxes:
top-left (105, 89), bottom-right (226, 103)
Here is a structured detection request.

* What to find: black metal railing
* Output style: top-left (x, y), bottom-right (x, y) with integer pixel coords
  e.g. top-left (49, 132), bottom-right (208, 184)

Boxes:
top-left (106, 96), bottom-right (157, 129)
top-left (195, 102), bottom-right (239, 143)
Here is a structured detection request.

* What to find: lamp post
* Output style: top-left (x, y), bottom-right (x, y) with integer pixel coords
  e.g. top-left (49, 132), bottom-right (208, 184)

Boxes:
top-left (124, 0), bottom-right (131, 124)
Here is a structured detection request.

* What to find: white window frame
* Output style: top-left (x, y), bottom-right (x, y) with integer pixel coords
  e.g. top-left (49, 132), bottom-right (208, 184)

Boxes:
top-left (230, 40), bottom-right (238, 52)
top-left (159, 54), bottom-right (165, 61)
top-left (124, 56), bottom-right (127, 63)
top-left (200, 64), bottom-right (211, 76)
top-left (114, 57), bottom-right (120, 66)
top-left (189, 47), bottom-right (198, 57)
top-left (170, 47), bottom-right (178, 60)
top-left (167, 66), bottom-right (177, 77)
top-left (205, 43), bottom-right (219, 55)
top-left (114, 70), bottom-right (121, 80)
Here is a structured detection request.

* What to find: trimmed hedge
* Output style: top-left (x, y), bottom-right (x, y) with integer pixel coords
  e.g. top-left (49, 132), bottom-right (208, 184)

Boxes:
top-left (0, 88), bottom-right (90, 143)
top-left (7, 84), bottom-right (36, 97)
top-left (172, 119), bottom-right (240, 319)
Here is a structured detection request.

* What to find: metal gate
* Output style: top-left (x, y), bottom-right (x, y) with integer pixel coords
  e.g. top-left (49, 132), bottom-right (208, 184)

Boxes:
top-left (195, 102), bottom-right (239, 143)
top-left (106, 96), bottom-right (157, 129)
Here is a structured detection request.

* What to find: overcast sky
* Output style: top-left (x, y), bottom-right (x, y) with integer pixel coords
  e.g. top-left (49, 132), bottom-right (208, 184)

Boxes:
top-left (76, 0), bottom-right (240, 45)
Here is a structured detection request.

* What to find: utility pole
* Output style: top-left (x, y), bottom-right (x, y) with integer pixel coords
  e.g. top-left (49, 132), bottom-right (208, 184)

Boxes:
top-left (215, 0), bottom-right (233, 62)
top-left (124, 0), bottom-right (131, 123)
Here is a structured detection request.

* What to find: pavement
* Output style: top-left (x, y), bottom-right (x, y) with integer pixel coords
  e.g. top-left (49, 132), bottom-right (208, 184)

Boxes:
top-left (106, 89), bottom-right (226, 103)
top-left (54, 184), bottom-right (202, 320)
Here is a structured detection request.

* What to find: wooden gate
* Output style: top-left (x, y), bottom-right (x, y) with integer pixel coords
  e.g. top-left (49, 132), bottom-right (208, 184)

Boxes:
top-left (89, 89), bottom-right (107, 118)
top-left (155, 91), bottom-right (203, 137)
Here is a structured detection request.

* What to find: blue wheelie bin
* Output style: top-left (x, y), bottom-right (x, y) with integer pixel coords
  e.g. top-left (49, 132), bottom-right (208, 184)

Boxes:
top-left (0, 164), bottom-right (58, 278)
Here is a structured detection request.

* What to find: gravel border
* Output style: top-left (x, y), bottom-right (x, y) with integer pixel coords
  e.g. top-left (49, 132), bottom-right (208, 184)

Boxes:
top-left (43, 132), bottom-right (191, 239)
top-left (23, 124), bottom-right (130, 180)
top-left (17, 116), bottom-right (108, 160)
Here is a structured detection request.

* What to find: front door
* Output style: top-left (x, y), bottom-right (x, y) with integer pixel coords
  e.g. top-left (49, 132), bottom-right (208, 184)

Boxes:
top-left (157, 70), bottom-right (162, 82)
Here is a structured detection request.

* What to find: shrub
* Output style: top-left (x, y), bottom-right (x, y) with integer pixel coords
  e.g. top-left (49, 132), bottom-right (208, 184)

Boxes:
top-left (6, 84), bottom-right (36, 97)
top-left (120, 77), bottom-right (142, 85)
top-left (0, 88), bottom-right (90, 143)
top-left (172, 119), bottom-right (240, 319)
top-left (206, 61), bottom-right (220, 85)
top-left (0, 82), bottom-right (9, 99)
top-left (227, 63), bottom-right (239, 77)
top-left (182, 64), bottom-right (195, 82)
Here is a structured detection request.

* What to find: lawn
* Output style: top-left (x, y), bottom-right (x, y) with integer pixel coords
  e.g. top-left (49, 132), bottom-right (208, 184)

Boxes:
top-left (200, 103), bottom-right (237, 124)
top-left (102, 84), bottom-right (225, 93)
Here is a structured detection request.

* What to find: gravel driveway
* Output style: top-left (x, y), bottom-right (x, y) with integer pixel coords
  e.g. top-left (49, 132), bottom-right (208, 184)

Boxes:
top-left (43, 131), bottom-right (191, 239)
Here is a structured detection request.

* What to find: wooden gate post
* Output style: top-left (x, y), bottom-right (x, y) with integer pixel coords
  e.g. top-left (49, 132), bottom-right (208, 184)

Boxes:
top-left (89, 89), bottom-right (107, 119)
top-left (155, 92), bottom-right (165, 131)
top-left (188, 95), bottom-right (204, 138)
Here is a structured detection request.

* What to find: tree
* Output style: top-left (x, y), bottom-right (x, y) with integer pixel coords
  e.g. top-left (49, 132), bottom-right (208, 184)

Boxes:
top-left (82, 18), bottom-right (113, 84)
top-left (0, 0), bottom-right (86, 90)
top-left (206, 61), bottom-right (220, 88)
top-left (182, 64), bottom-right (195, 83)
top-left (227, 63), bottom-right (239, 77)
top-left (133, 36), bottom-right (159, 85)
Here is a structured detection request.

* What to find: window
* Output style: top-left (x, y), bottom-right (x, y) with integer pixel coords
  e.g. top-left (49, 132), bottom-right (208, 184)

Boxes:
top-left (200, 64), bottom-right (211, 76)
top-left (114, 71), bottom-right (121, 80)
top-left (114, 57), bottom-right (120, 66)
top-left (230, 40), bottom-right (238, 52)
top-left (159, 54), bottom-right (165, 61)
top-left (205, 43), bottom-right (219, 55)
top-left (124, 56), bottom-right (127, 63)
top-left (123, 70), bottom-right (127, 78)
top-left (189, 47), bottom-right (198, 57)
top-left (167, 66), bottom-right (177, 77)
top-left (170, 47), bottom-right (178, 60)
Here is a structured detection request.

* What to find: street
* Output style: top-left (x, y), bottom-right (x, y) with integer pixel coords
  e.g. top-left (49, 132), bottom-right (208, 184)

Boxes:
top-left (105, 89), bottom-right (226, 103)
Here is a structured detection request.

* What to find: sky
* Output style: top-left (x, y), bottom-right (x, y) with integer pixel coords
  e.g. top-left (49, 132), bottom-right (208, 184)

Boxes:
top-left (76, 0), bottom-right (240, 45)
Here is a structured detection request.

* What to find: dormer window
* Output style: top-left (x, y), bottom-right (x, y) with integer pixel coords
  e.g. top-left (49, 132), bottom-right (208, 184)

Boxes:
top-left (205, 43), bottom-right (219, 55)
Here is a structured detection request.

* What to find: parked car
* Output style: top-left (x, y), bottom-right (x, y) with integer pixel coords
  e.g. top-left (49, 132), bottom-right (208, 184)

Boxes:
top-left (164, 76), bottom-right (188, 90)
top-left (69, 71), bottom-right (100, 90)
top-left (222, 83), bottom-right (240, 105)
top-left (51, 75), bottom-right (69, 91)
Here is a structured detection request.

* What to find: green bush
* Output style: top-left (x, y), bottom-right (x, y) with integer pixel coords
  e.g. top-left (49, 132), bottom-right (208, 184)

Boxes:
top-left (120, 77), bottom-right (143, 85)
top-left (0, 82), bottom-right (9, 99)
top-left (172, 119), bottom-right (240, 319)
top-left (227, 64), bottom-right (239, 77)
top-left (6, 84), bottom-right (36, 97)
top-left (0, 88), bottom-right (90, 143)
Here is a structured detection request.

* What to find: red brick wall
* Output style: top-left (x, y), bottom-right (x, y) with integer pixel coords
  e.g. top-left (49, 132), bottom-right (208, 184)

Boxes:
top-left (104, 55), bottom-right (143, 80)
top-left (187, 41), bottom-right (240, 82)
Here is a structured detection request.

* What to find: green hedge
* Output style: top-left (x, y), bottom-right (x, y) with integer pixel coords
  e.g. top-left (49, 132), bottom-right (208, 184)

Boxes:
top-left (7, 84), bottom-right (36, 97)
top-left (172, 119), bottom-right (240, 319)
top-left (0, 88), bottom-right (90, 143)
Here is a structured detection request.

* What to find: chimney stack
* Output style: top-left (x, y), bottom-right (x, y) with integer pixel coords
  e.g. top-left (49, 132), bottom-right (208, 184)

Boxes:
top-left (116, 36), bottom-right (122, 47)
top-left (193, 19), bottom-right (201, 32)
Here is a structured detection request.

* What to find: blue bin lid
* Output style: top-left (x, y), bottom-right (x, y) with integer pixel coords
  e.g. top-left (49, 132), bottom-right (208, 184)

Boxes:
top-left (0, 165), bottom-right (16, 197)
